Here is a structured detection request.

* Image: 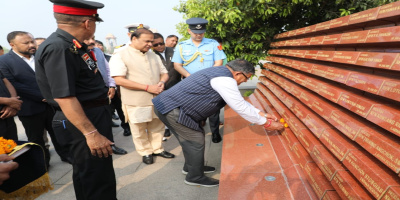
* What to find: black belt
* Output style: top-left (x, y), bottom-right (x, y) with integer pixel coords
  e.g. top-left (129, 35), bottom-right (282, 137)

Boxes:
top-left (54, 98), bottom-right (109, 111)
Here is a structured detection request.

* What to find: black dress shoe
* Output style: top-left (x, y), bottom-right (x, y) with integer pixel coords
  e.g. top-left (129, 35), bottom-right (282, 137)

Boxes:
top-left (153, 151), bottom-right (175, 158)
top-left (112, 145), bottom-right (127, 155)
top-left (111, 121), bottom-right (119, 127)
top-left (142, 155), bottom-right (153, 164)
top-left (112, 113), bottom-right (119, 120)
top-left (184, 176), bottom-right (219, 187)
top-left (164, 129), bottom-right (171, 137)
top-left (212, 133), bottom-right (222, 143)
top-left (123, 128), bottom-right (131, 136)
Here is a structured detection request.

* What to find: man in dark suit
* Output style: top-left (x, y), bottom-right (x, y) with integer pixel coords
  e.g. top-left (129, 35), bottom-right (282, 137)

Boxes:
top-left (0, 31), bottom-right (70, 167)
top-left (152, 33), bottom-right (181, 140)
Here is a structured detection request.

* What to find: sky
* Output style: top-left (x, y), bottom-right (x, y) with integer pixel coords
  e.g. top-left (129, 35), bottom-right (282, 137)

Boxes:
top-left (0, 0), bottom-right (185, 50)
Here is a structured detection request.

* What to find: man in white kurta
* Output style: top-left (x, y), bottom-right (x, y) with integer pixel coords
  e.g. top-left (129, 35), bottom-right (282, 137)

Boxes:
top-left (110, 28), bottom-right (175, 164)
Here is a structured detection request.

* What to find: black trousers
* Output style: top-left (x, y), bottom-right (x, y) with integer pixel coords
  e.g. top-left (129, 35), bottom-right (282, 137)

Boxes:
top-left (52, 105), bottom-right (116, 200)
top-left (18, 105), bottom-right (70, 167)
top-left (209, 110), bottom-right (220, 136)
top-left (0, 117), bottom-right (17, 140)
top-left (154, 107), bottom-right (206, 182)
top-left (111, 91), bottom-right (129, 130)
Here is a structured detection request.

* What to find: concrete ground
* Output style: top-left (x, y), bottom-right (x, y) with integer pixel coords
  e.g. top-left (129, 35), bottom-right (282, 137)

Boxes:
top-left (14, 111), bottom-right (224, 200)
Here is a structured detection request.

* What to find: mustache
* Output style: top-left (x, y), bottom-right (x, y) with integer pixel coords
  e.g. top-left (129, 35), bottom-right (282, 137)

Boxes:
top-left (89, 43), bottom-right (95, 46)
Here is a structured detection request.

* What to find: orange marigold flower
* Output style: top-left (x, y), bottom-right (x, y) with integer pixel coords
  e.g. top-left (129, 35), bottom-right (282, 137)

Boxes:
top-left (217, 45), bottom-right (223, 50)
top-left (0, 137), bottom-right (17, 154)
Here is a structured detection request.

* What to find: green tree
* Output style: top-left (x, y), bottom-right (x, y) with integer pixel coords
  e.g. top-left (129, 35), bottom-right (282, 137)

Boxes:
top-left (175, 0), bottom-right (397, 65)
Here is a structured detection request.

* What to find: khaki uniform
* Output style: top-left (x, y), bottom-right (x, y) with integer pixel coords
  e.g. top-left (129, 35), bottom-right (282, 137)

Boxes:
top-left (110, 46), bottom-right (168, 156)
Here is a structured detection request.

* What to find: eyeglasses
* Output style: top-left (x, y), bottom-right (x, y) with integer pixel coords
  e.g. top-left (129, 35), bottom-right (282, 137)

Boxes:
top-left (153, 42), bottom-right (165, 47)
top-left (240, 72), bottom-right (250, 80)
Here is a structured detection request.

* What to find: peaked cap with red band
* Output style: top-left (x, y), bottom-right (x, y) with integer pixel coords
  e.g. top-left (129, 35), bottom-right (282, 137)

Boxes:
top-left (50, 0), bottom-right (104, 22)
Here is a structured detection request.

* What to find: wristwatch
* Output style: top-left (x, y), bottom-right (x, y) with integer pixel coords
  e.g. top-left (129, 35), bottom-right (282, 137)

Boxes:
top-left (109, 86), bottom-right (116, 89)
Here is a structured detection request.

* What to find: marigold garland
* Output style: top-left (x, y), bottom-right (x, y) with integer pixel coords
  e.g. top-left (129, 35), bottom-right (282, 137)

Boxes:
top-left (0, 137), bottom-right (17, 154)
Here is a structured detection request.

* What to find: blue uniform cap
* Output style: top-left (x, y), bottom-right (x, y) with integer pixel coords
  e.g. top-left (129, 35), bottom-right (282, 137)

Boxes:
top-left (186, 18), bottom-right (208, 34)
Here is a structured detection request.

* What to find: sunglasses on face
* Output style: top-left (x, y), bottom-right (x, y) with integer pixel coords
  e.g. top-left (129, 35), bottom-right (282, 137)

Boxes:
top-left (153, 42), bottom-right (165, 47)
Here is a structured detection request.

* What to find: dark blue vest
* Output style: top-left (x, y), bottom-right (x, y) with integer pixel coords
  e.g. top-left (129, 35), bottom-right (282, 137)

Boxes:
top-left (152, 66), bottom-right (233, 132)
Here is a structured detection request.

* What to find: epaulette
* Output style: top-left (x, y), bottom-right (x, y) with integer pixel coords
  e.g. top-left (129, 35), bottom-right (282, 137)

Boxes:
top-left (115, 44), bottom-right (126, 49)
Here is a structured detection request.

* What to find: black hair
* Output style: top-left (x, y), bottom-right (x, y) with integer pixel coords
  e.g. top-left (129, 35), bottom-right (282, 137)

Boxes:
top-left (226, 59), bottom-right (255, 74)
top-left (0, 45), bottom-right (3, 50)
top-left (166, 35), bottom-right (178, 40)
top-left (95, 40), bottom-right (103, 45)
top-left (153, 33), bottom-right (164, 40)
top-left (130, 28), bottom-right (153, 40)
top-left (53, 13), bottom-right (92, 26)
top-left (7, 31), bottom-right (29, 43)
top-left (35, 37), bottom-right (46, 41)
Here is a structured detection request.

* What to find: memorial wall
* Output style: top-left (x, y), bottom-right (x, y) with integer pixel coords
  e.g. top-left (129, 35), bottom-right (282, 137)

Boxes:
top-left (254, 1), bottom-right (400, 199)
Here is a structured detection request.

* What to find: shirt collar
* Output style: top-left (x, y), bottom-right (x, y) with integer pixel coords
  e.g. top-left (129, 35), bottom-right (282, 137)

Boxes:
top-left (12, 49), bottom-right (34, 61)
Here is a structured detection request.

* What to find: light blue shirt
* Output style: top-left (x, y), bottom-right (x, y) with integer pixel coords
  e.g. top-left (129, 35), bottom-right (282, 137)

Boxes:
top-left (172, 38), bottom-right (226, 74)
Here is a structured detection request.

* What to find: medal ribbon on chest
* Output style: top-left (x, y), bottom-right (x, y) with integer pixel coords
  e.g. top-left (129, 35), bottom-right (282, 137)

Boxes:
top-left (72, 39), bottom-right (98, 73)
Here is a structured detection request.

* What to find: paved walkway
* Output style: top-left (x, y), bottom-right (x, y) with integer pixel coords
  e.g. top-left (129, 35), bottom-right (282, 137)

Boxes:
top-left (14, 111), bottom-right (223, 200)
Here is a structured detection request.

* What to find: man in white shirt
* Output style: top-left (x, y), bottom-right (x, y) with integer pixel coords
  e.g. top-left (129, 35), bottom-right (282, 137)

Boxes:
top-left (152, 59), bottom-right (284, 187)
top-left (0, 31), bottom-right (71, 167)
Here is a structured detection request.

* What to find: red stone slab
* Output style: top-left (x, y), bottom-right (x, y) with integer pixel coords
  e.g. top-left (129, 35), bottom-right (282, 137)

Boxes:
top-left (299, 90), bottom-right (315, 109)
top-left (298, 62), bottom-right (315, 74)
top-left (304, 162), bottom-right (335, 199)
top-left (323, 34), bottom-right (342, 45)
top-left (366, 26), bottom-right (400, 43)
top-left (299, 37), bottom-right (311, 46)
top-left (288, 50), bottom-right (305, 58)
top-left (304, 24), bottom-right (317, 34)
top-left (381, 186), bottom-right (400, 200)
top-left (355, 126), bottom-right (400, 173)
top-left (378, 79), bottom-right (400, 102)
top-left (283, 165), bottom-right (319, 200)
top-left (322, 191), bottom-right (341, 200)
top-left (310, 145), bottom-right (346, 181)
top-left (295, 27), bottom-right (307, 35)
top-left (303, 113), bottom-right (329, 138)
top-left (311, 100), bottom-right (338, 121)
top-left (377, 1), bottom-right (400, 20)
top-left (281, 129), bottom-right (299, 151)
top-left (331, 171), bottom-right (374, 199)
top-left (270, 42), bottom-right (277, 47)
top-left (287, 39), bottom-right (301, 46)
top-left (292, 143), bottom-right (314, 170)
top-left (365, 104), bottom-right (400, 137)
top-left (316, 51), bottom-right (335, 61)
top-left (315, 21), bottom-right (331, 32)
top-left (292, 103), bottom-right (308, 120)
top-left (343, 150), bottom-right (400, 199)
top-left (287, 30), bottom-right (297, 37)
top-left (328, 110), bottom-right (362, 140)
top-left (332, 51), bottom-right (360, 64)
top-left (309, 36), bottom-right (325, 45)
top-left (320, 128), bottom-right (358, 161)
top-left (337, 92), bottom-right (376, 118)
top-left (303, 77), bottom-right (320, 93)
top-left (346, 72), bottom-right (384, 94)
top-left (316, 83), bottom-right (343, 103)
top-left (304, 50), bottom-right (319, 60)
top-left (356, 52), bottom-right (398, 70)
top-left (297, 128), bottom-right (322, 154)
top-left (314, 65), bottom-right (351, 84)
top-left (387, 55), bottom-right (400, 71)
top-left (348, 7), bottom-right (380, 25)
top-left (340, 30), bottom-right (369, 44)
top-left (329, 15), bottom-right (350, 29)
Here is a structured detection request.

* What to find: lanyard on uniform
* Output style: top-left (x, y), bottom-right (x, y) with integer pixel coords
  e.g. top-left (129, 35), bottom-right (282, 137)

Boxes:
top-left (179, 44), bottom-right (204, 66)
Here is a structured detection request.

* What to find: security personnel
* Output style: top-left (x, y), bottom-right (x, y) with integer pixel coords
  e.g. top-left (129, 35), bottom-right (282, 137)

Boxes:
top-left (172, 17), bottom-right (226, 143)
top-left (35, 0), bottom-right (116, 199)
top-left (113, 23), bottom-right (150, 54)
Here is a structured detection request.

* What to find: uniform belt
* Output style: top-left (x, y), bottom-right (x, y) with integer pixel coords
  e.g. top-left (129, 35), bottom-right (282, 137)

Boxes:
top-left (53, 98), bottom-right (109, 111)
top-left (81, 98), bottom-right (109, 109)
